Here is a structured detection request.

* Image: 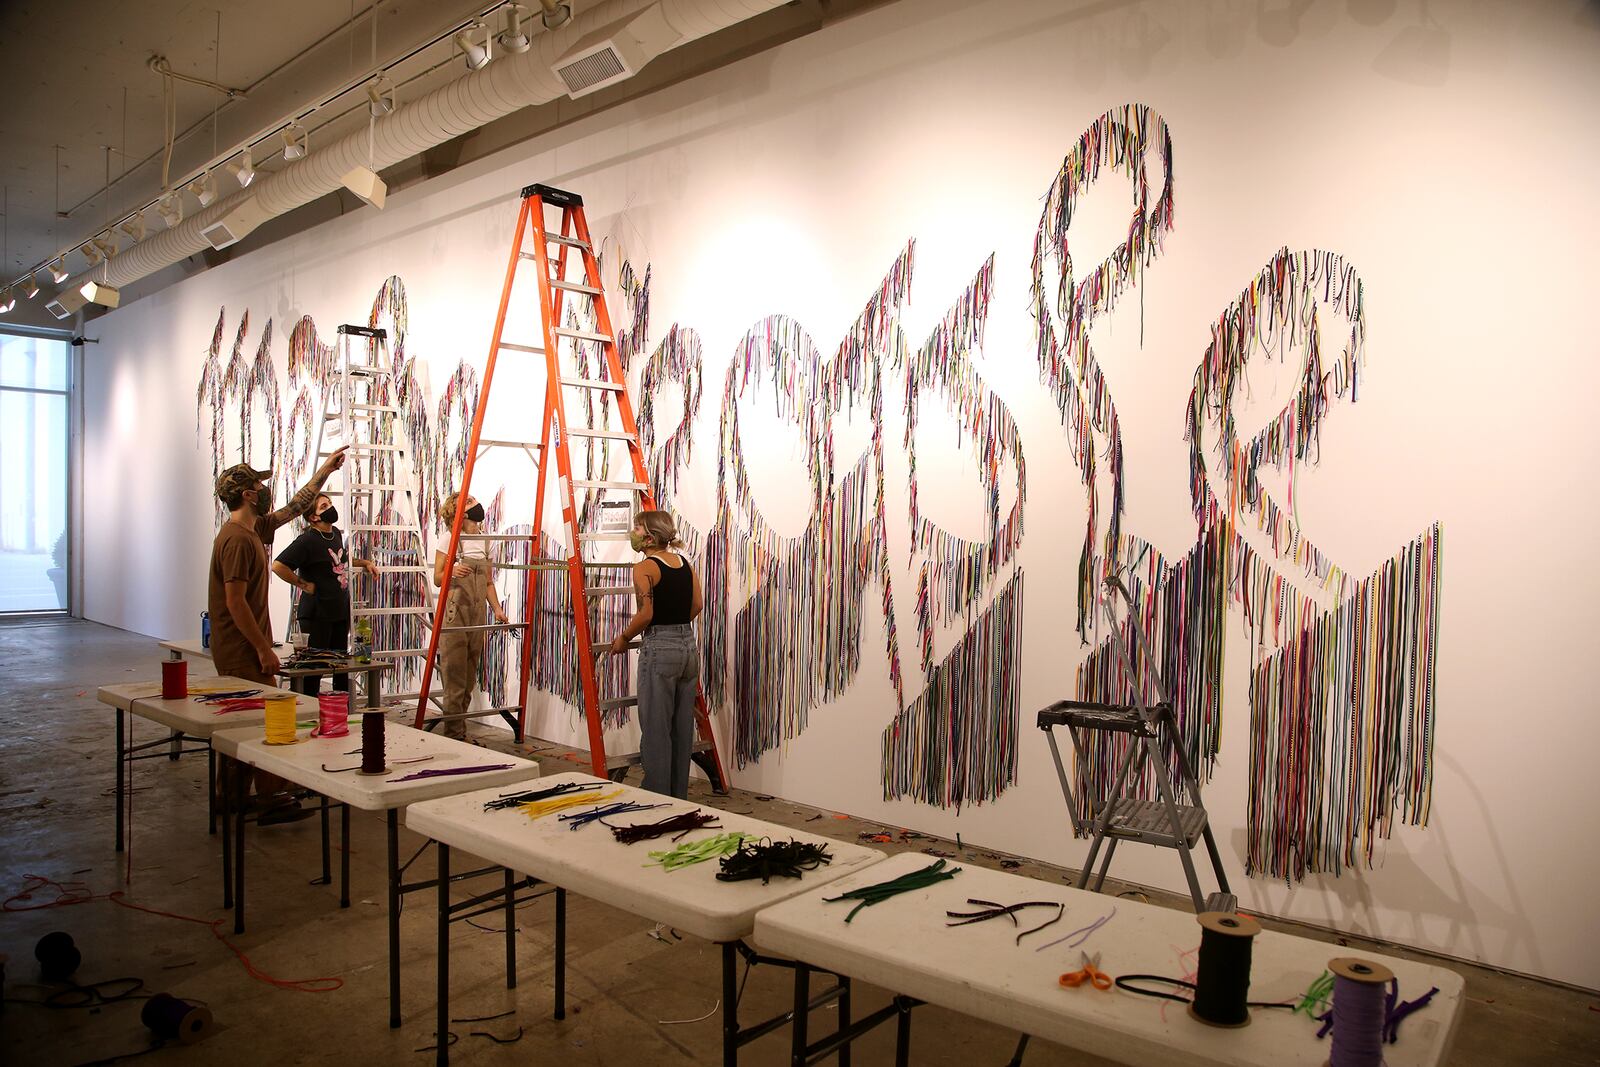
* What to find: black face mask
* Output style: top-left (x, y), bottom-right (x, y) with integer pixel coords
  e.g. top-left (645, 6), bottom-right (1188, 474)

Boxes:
top-left (464, 503), bottom-right (486, 523)
top-left (315, 505), bottom-right (338, 526)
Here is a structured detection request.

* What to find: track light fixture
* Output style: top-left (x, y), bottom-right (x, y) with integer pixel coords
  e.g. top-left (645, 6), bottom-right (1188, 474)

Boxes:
top-left (47, 257), bottom-right (68, 283)
top-left (455, 21), bottom-right (492, 70)
top-left (191, 172), bottom-right (218, 208)
top-left (499, 5), bottom-right (532, 52)
top-left (0, 288), bottom-right (14, 314)
top-left (158, 193), bottom-right (183, 229)
top-left (20, 274), bottom-right (40, 299)
top-left (92, 235), bottom-right (117, 260)
top-left (229, 148), bottom-right (255, 187)
top-left (282, 122), bottom-right (308, 161)
top-left (121, 213), bottom-right (147, 242)
top-left (81, 241), bottom-right (103, 267)
top-left (366, 76), bottom-right (396, 117)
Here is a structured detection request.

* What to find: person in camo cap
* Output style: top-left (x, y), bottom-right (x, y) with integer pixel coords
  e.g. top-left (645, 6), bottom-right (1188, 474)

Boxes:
top-left (207, 448), bottom-right (346, 822)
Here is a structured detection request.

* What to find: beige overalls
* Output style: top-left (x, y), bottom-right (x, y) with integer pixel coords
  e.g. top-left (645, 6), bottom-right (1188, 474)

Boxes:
top-left (439, 553), bottom-right (491, 739)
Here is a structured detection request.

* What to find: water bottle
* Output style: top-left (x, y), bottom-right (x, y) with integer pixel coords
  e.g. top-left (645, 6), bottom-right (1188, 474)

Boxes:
top-left (201, 611), bottom-right (211, 649)
top-left (353, 618), bottom-right (372, 664)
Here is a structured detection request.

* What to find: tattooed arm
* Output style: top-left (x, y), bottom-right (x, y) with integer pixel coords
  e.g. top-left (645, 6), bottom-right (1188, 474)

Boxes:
top-left (262, 446), bottom-right (347, 537)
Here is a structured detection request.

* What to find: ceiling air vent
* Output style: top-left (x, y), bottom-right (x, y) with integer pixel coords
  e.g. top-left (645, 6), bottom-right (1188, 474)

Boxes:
top-left (551, 4), bottom-right (680, 99)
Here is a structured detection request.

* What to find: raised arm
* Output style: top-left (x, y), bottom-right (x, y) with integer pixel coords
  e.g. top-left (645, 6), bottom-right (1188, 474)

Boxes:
top-left (263, 446), bottom-right (347, 535)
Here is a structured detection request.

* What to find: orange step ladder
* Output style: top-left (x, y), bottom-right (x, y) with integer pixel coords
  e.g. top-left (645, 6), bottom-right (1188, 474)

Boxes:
top-left (414, 183), bottom-right (728, 792)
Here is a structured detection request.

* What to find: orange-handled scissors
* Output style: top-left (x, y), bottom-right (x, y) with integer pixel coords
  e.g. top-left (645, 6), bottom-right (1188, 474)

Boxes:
top-left (1059, 951), bottom-right (1112, 991)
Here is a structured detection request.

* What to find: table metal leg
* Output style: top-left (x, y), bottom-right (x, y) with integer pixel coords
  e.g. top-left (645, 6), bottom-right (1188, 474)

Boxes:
top-left (388, 808), bottom-right (401, 1029)
top-left (316, 795), bottom-right (331, 885)
top-left (114, 708), bottom-right (125, 853)
top-left (169, 728), bottom-right (181, 762)
top-left (791, 962), bottom-right (811, 1067)
top-left (233, 759), bottom-right (247, 934)
top-left (340, 803), bottom-right (351, 908)
top-left (895, 1000), bottom-right (913, 1067)
top-left (722, 942), bottom-right (738, 1067)
top-left (504, 868), bottom-right (516, 989)
top-left (554, 887), bottom-right (566, 1021)
top-left (436, 842), bottom-right (450, 1067)
top-left (1005, 1034), bottom-right (1030, 1066)
top-left (207, 746), bottom-right (217, 835)
top-left (220, 756), bottom-right (233, 909)
top-left (838, 976), bottom-right (852, 1067)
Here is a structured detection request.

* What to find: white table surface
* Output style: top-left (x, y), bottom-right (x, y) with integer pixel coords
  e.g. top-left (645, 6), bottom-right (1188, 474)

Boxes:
top-left (752, 852), bottom-right (1464, 1067)
top-left (95, 677), bottom-right (308, 735)
top-left (161, 638), bottom-right (216, 660)
top-left (211, 722), bottom-right (539, 812)
top-left (405, 771), bottom-right (887, 944)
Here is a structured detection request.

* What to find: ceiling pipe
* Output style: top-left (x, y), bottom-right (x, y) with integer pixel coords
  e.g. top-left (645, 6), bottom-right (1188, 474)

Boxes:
top-left (60, 0), bottom-right (785, 300)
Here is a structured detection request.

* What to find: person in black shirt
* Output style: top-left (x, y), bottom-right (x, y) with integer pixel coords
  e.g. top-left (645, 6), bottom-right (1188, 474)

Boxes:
top-left (272, 493), bottom-right (376, 696)
top-left (610, 510), bottom-right (703, 798)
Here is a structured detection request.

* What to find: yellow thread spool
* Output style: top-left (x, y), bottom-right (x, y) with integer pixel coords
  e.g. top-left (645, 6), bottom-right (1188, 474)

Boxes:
top-left (263, 696), bottom-right (298, 745)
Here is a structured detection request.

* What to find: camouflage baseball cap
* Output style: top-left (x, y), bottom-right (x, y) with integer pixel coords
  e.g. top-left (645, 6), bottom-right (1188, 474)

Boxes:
top-left (215, 463), bottom-right (272, 500)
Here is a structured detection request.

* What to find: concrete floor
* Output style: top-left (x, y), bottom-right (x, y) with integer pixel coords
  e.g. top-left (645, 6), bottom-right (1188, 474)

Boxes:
top-left (1, 618), bottom-right (1595, 1066)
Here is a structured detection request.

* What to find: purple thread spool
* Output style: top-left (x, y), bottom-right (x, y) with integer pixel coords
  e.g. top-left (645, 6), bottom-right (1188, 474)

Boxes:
top-left (1327, 957), bottom-right (1393, 1067)
top-left (359, 711), bottom-right (388, 775)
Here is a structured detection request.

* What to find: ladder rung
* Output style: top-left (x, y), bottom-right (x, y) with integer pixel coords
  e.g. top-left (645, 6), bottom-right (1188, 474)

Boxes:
top-left (599, 696), bottom-right (638, 710)
top-left (553, 327), bottom-right (613, 344)
top-left (320, 445), bottom-right (403, 454)
top-left (477, 439), bottom-right (544, 451)
top-left (566, 428), bottom-right (632, 441)
top-left (372, 647), bottom-right (430, 657)
top-left (352, 607), bottom-right (431, 616)
top-left (571, 479), bottom-right (647, 491)
top-left (585, 585), bottom-right (634, 597)
top-left (544, 233), bottom-right (589, 249)
top-left (600, 739), bottom-right (713, 771)
top-left (498, 341), bottom-right (544, 355)
top-left (347, 367), bottom-right (384, 377)
top-left (550, 279), bottom-right (601, 295)
top-left (346, 523), bottom-right (413, 531)
top-left (578, 531), bottom-right (632, 542)
top-left (595, 640), bottom-right (640, 656)
top-left (561, 377), bottom-right (623, 392)
top-left (369, 565), bottom-right (429, 573)
top-left (459, 533), bottom-right (534, 541)
top-left (440, 622), bottom-right (527, 633)
top-left (426, 707), bottom-right (521, 723)
top-left (350, 403), bottom-right (401, 412)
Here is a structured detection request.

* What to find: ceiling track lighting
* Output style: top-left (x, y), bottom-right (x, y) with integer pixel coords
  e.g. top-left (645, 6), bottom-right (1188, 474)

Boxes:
top-left (455, 21), bottom-right (493, 71)
top-left (282, 122), bottom-right (309, 161)
top-left (158, 193), bottom-right (184, 229)
top-left (47, 257), bottom-right (68, 284)
top-left (92, 235), bottom-right (118, 260)
top-left (499, 5), bottom-right (532, 53)
top-left (538, 0), bottom-right (571, 30)
top-left (80, 241), bottom-right (103, 267)
top-left (367, 76), bottom-right (396, 117)
top-left (19, 274), bottom-right (40, 299)
top-left (229, 148), bottom-right (255, 188)
top-left (191, 172), bottom-right (218, 208)
top-left (0, 288), bottom-right (14, 314)
top-left (121, 214), bottom-right (147, 242)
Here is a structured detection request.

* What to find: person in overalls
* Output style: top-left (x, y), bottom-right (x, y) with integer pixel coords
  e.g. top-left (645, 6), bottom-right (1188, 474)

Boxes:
top-left (433, 491), bottom-right (507, 739)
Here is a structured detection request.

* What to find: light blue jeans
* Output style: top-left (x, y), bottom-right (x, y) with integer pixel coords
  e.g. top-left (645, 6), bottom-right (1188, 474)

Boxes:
top-left (638, 624), bottom-right (699, 798)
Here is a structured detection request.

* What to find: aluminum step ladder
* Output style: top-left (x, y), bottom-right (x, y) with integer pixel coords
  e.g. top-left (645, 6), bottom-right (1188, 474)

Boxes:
top-left (411, 181), bottom-right (728, 790)
top-left (312, 324), bottom-right (442, 714)
top-left (1037, 573), bottom-right (1234, 913)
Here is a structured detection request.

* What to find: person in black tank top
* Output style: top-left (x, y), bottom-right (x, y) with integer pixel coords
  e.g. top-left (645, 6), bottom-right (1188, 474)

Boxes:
top-left (611, 510), bottom-right (704, 798)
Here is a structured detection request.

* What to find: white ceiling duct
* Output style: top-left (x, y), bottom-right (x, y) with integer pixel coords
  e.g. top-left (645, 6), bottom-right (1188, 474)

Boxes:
top-left (61, 0), bottom-right (786, 298)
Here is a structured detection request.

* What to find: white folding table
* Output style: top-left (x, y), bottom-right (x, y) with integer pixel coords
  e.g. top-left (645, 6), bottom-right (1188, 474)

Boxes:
top-left (753, 852), bottom-right (1465, 1067)
top-left (211, 721), bottom-right (539, 1028)
top-left (405, 771), bottom-right (887, 1066)
top-left (95, 677), bottom-right (307, 849)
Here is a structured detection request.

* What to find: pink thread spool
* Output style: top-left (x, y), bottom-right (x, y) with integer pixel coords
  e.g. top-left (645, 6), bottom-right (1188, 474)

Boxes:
top-left (160, 659), bottom-right (188, 700)
top-left (315, 692), bottom-right (350, 738)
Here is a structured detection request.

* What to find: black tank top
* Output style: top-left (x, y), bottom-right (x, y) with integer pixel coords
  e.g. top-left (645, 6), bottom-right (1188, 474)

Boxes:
top-left (648, 554), bottom-right (693, 627)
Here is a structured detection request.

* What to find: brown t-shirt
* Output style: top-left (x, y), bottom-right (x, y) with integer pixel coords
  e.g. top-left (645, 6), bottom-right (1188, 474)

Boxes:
top-left (208, 519), bottom-right (271, 672)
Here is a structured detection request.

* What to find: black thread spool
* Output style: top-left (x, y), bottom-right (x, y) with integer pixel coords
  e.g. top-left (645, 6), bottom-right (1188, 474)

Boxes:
top-left (141, 992), bottom-right (215, 1045)
top-left (359, 710), bottom-right (389, 775)
top-left (34, 931), bottom-right (80, 982)
top-left (1189, 911), bottom-right (1261, 1028)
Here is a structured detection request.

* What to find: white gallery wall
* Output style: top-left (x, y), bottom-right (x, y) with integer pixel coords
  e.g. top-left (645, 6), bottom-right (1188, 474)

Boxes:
top-left (81, 0), bottom-right (1600, 988)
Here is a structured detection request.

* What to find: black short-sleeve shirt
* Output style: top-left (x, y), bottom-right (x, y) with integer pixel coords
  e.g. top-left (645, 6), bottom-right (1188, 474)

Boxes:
top-left (276, 527), bottom-right (351, 621)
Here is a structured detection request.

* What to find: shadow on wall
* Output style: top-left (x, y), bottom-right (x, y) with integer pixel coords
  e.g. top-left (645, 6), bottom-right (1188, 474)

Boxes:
top-left (1234, 751), bottom-right (1543, 974)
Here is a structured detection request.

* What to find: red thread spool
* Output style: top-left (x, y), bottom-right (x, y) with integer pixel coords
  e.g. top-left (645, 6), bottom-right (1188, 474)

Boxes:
top-left (315, 693), bottom-right (350, 738)
top-left (160, 659), bottom-right (188, 700)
